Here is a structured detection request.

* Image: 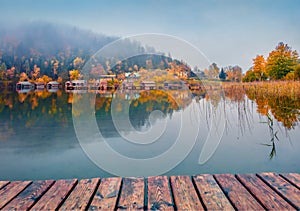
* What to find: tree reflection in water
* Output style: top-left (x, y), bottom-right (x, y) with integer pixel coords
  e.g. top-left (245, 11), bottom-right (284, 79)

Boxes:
top-left (223, 81), bottom-right (299, 159)
top-left (0, 81), bottom-right (299, 159)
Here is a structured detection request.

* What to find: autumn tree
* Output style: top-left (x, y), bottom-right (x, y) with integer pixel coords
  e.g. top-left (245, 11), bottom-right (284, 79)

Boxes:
top-left (253, 55), bottom-right (267, 81)
top-left (208, 63), bottom-right (220, 79)
top-left (294, 64), bottom-right (300, 80)
top-left (6, 67), bottom-right (15, 80)
top-left (266, 42), bottom-right (299, 80)
top-left (69, 69), bottom-right (81, 80)
top-left (223, 65), bottom-right (242, 82)
top-left (242, 69), bottom-right (256, 82)
top-left (204, 63), bottom-right (219, 79)
top-left (41, 75), bottom-right (53, 84)
top-left (19, 72), bottom-right (29, 81)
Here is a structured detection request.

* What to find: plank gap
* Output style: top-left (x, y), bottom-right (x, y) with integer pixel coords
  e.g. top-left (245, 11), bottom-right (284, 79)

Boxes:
top-left (257, 173), bottom-right (299, 210)
top-left (27, 180), bottom-right (55, 210)
top-left (168, 177), bottom-right (177, 211)
top-left (212, 174), bottom-right (237, 210)
top-left (235, 174), bottom-right (268, 210)
top-left (114, 178), bottom-right (123, 211)
top-left (0, 181), bottom-right (10, 190)
top-left (0, 181), bottom-right (32, 209)
top-left (55, 179), bottom-right (79, 210)
top-left (144, 177), bottom-right (148, 210)
top-left (86, 178), bottom-right (101, 210)
top-left (191, 175), bottom-right (207, 210)
top-left (279, 174), bottom-right (300, 190)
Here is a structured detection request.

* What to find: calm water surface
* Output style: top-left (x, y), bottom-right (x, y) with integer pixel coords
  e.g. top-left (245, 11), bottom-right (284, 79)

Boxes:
top-left (0, 86), bottom-right (299, 180)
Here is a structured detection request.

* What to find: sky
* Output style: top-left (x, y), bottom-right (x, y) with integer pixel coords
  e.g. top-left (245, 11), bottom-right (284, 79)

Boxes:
top-left (1, 0), bottom-right (300, 71)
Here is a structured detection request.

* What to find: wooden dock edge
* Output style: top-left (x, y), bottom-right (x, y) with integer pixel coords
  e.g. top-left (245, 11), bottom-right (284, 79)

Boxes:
top-left (0, 172), bottom-right (299, 210)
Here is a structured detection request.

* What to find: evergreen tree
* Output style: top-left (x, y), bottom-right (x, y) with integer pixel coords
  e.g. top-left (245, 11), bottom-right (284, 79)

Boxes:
top-left (219, 68), bottom-right (226, 80)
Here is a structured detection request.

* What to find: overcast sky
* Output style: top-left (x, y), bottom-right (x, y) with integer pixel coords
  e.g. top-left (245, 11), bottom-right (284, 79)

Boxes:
top-left (1, 0), bottom-right (300, 71)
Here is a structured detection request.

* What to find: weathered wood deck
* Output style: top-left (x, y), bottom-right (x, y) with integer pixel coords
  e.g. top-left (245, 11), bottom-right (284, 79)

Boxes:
top-left (0, 172), bottom-right (299, 210)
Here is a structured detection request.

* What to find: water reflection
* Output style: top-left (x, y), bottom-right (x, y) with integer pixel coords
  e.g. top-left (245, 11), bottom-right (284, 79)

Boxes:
top-left (0, 81), bottom-right (299, 180)
top-left (1, 83), bottom-right (299, 143)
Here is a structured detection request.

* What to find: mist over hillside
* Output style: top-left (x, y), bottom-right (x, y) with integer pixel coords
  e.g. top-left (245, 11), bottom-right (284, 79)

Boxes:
top-left (0, 21), bottom-right (117, 57)
top-left (0, 21), bottom-right (161, 79)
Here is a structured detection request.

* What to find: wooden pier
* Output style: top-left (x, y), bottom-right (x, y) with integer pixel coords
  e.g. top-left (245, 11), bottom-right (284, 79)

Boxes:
top-left (0, 172), bottom-right (299, 210)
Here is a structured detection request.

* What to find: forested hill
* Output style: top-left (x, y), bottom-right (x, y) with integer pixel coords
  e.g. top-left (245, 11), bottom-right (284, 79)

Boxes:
top-left (0, 22), bottom-right (152, 79)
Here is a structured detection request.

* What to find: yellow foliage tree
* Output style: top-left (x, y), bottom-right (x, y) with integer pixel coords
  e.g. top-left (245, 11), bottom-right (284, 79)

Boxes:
top-left (253, 55), bottom-right (266, 81)
top-left (19, 72), bottom-right (29, 81)
top-left (69, 69), bottom-right (80, 80)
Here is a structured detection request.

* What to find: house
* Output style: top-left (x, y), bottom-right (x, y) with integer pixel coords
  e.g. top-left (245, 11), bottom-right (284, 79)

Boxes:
top-left (34, 82), bottom-right (45, 91)
top-left (47, 81), bottom-right (61, 92)
top-left (125, 72), bottom-right (141, 83)
top-left (88, 80), bottom-right (100, 91)
top-left (141, 81), bottom-right (156, 90)
top-left (164, 80), bottom-right (187, 90)
top-left (65, 80), bottom-right (88, 91)
top-left (16, 81), bottom-right (34, 93)
top-left (122, 81), bottom-right (134, 90)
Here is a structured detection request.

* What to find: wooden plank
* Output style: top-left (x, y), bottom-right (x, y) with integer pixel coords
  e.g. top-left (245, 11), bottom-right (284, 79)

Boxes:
top-left (88, 177), bottom-right (122, 210)
top-left (31, 179), bottom-right (78, 211)
top-left (170, 175), bottom-right (204, 210)
top-left (237, 174), bottom-right (295, 210)
top-left (259, 172), bottom-right (300, 209)
top-left (0, 181), bottom-right (10, 190)
top-left (148, 176), bottom-right (174, 210)
top-left (2, 180), bottom-right (54, 210)
top-left (59, 178), bottom-right (99, 211)
top-left (117, 177), bottom-right (144, 210)
top-left (193, 174), bottom-right (234, 210)
top-left (280, 173), bottom-right (300, 189)
top-left (214, 174), bottom-right (264, 210)
top-left (0, 181), bottom-right (32, 209)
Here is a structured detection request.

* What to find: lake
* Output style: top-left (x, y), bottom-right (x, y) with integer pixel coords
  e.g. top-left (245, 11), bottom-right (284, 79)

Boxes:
top-left (0, 82), bottom-right (299, 180)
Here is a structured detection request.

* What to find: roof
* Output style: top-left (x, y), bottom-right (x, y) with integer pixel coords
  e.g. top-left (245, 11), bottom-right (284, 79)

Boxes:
top-left (17, 81), bottom-right (32, 85)
top-left (125, 72), bottom-right (140, 78)
top-left (47, 81), bottom-right (60, 84)
top-left (141, 80), bottom-right (155, 84)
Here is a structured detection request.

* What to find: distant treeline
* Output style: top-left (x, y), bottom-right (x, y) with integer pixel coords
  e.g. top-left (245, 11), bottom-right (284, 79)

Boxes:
top-left (0, 22), bottom-right (172, 81)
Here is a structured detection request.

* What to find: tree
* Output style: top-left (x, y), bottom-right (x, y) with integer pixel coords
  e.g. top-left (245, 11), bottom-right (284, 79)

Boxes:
top-left (232, 65), bottom-right (242, 82)
top-left (253, 55), bottom-right (267, 81)
top-left (0, 63), bottom-right (7, 80)
top-left (266, 42), bottom-right (299, 80)
top-left (19, 72), bottom-right (29, 81)
top-left (73, 57), bottom-right (84, 69)
top-left (219, 68), bottom-right (226, 80)
top-left (294, 64), bottom-right (300, 80)
top-left (146, 59), bottom-right (153, 70)
top-left (69, 69), bottom-right (80, 80)
top-left (90, 64), bottom-right (105, 78)
top-left (223, 65), bottom-right (242, 81)
top-left (284, 72), bottom-right (295, 80)
top-left (208, 63), bottom-right (220, 79)
top-left (31, 64), bottom-right (40, 80)
top-left (242, 69), bottom-right (256, 82)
